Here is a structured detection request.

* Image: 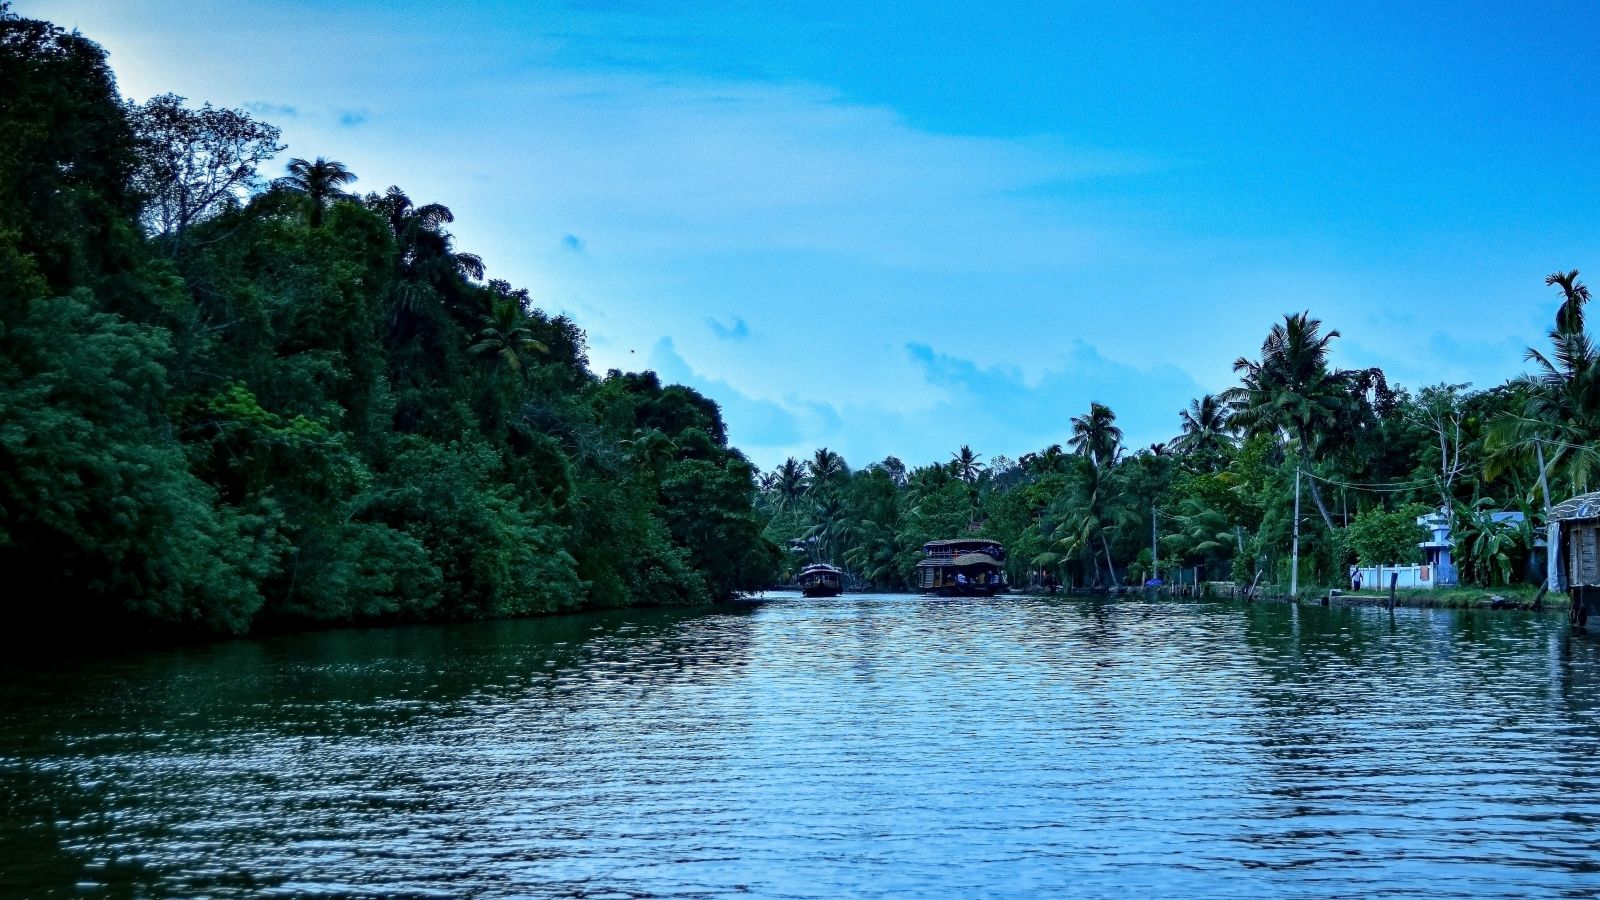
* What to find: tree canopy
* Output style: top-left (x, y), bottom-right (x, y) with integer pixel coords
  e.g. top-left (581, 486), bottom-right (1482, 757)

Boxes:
top-left (0, 7), bottom-right (777, 642)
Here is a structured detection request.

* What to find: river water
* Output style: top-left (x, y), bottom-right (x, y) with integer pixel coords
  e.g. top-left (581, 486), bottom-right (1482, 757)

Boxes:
top-left (3, 594), bottom-right (1599, 898)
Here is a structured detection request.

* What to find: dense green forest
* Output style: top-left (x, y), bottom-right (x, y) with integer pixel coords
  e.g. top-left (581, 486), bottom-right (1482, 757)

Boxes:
top-left (757, 287), bottom-right (1596, 594)
top-left (0, 8), bottom-right (778, 639)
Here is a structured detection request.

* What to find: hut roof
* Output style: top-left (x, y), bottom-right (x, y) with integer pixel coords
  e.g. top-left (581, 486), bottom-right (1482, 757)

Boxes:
top-left (1551, 492), bottom-right (1600, 522)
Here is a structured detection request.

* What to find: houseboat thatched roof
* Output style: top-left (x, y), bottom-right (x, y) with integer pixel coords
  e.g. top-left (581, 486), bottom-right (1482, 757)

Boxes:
top-left (1551, 492), bottom-right (1600, 522)
top-left (924, 538), bottom-right (1000, 548)
top-left (916, 552), bottom-right (1003, 568)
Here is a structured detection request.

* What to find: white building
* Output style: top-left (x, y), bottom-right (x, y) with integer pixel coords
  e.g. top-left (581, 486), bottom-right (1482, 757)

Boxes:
top-left (1412, 508), bottom-right (1528, 588)
top-left (1416, 509), bottom-right (1455, 586)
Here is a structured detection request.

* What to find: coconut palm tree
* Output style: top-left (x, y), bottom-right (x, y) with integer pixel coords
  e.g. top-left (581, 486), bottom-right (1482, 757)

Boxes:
top-left (807, 447), bottom-right (846, 493)
top-left (904, 462), bottom-right (954, 507)
top-left (1489, 270), bottom-right (1600, 498)
top-left (468, 297), bottom-right (548, 373)
top-left (773, 457), bottom-right (807, 509)
top-left (1223, 312), bottom-right (1355, 530)
top-left (367, 186), bottom-right (484, 283)
top-left (1046, 458), bottom-right (1134, 587)
top-left (279, 157), bottom-right (357, 228)
top-left (950, 445), bottom-right (986, 483)
top-left (1160, 496), bottom-right (1239, 569)
top-left (622, 427), bottom-right (677, 474)
top-left (1175, 394), bottom-right (1233, 460)
top-left (1021, 443), bottom-right (1069, 475)
top-left (1069, 402), bottom-right (1123, 469)
top-left (803, 496), bottom-right (846, 563)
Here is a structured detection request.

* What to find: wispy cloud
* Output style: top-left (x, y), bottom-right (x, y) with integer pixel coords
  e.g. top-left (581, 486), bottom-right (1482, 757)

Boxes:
top-left (706, 315), bottom-right (749, 341)
top-left (245, 101), bottom-right (298, 118)
top-left (647, 338), bottom-right (804, 448)
top-left (650, 335), bottom-right (1204, 469)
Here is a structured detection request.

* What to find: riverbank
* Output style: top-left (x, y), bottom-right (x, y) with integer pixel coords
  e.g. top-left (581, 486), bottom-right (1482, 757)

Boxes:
top-left (1055, 581), bottom-right (1565, 613)
top-left (1236, 583), bottom-right (1561, 612)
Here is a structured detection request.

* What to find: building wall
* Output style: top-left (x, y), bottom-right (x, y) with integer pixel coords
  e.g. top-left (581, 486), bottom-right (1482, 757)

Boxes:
top-left (1352, 564), bottom-right (1437, 590)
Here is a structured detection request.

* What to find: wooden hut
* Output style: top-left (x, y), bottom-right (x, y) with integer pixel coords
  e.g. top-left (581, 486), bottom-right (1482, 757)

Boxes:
top-left (1550, 491), bottom-right (1600, 627)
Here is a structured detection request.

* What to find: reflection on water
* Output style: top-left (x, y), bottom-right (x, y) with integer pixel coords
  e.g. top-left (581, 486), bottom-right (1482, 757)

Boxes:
top-left (3, 596), bottom-right (1599, 897)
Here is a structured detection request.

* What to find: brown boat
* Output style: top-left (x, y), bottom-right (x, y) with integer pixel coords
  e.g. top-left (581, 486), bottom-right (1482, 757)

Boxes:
top-left (798, 563), bottom-right (844, 597)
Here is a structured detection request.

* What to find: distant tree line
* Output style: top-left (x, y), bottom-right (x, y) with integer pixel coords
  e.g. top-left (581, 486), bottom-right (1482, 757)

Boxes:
top-left (0, 6), bottom-right (778, 640)
top-left (759, 291), bottom-right (1595, 593)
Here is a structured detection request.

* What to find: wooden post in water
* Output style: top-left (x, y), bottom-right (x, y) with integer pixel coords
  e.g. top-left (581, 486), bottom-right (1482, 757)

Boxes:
top-left (1388, 572), bottom-right (1398, 611)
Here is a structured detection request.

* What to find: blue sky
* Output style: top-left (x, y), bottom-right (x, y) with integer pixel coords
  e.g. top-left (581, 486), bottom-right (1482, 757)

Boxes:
top-left (26, 0), bottom-right (1600, 470)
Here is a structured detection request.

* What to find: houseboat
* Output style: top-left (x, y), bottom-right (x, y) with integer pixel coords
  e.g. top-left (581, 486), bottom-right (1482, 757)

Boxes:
top-left (798, 563), bottom-right (845, 598)
top-left (915, 539), bottom-right (1007, 596)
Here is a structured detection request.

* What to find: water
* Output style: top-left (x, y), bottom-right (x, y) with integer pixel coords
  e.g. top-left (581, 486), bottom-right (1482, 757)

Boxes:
top-left (4, 594), bottom-right (1600, 898)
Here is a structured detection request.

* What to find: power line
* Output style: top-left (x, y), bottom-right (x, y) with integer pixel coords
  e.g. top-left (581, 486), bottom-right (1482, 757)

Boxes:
top-left (1298, 463), bottom-right (1487, 494)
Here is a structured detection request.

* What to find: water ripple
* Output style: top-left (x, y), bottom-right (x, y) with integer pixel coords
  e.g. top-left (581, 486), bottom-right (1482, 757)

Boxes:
top-left (4, 596), bottom-right (1600, 897)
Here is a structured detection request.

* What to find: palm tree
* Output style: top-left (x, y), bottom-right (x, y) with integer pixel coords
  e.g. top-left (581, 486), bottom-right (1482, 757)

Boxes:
top-left (807, 448), bottom-right (846, 493)
top-left (803, 496), bottom-right (846, 563)
top-left (774, 458), bottom-right (806, 506)
top-left (1175, 394), bottom-right (1233, 460)
top-left (950, 445), bottom-right (986, 483)
top-left (622, 427), bottom-right (677, 473)
top-left (1549, 269), bottom-right (1590, 335)
top-left (1223, 312), bottom-right (1354, 530)
top-left (1489, 270), bottom-right (1600, 499)
top-left (1069, 402), bottom-right (1123, 468)
top-left (1160, 496), bottom-right (1238, 568)
top-left (1047, 456), bottom-right (1133, 586)
top-left (903, 463), bottom-right (954, 506)
top-left (279, 157), bottom-right (357, 228)
top-left (1021, 443), bottom-right (1069, 475)
top-left (468, 297), bottom-right (548, 373)
top-left (367, 186), bottom-right (484, 282)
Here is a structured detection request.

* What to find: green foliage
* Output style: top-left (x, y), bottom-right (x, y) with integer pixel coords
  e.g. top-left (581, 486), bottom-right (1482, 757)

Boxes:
top-left (0, 9), bottom-right (776, 642)
top-left (1344, 504), bottom-right (1429, 566)
top-left (0, 290), bottom-right (270, 633)
top-left (1451, 499), bottom-right (1533, 588)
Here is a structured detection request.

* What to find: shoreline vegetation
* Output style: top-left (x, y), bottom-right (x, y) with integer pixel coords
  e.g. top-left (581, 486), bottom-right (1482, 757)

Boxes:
top-left (1, 8), bottom-right (778, 645)
top-left (3, 7), bottom-right (1594, 648)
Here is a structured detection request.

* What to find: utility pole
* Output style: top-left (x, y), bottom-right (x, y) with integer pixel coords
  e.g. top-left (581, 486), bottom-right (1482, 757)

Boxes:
top-left (1151, 503), bottom-right (1158, 583)
top-left (1534, 439), bottom-right (1553, 516)
top-left (1291, 466), bottom-right (1301, 599)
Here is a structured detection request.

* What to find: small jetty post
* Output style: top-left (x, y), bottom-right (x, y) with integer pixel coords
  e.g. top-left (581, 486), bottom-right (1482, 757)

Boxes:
top-left (1388, 572), bottom-right (1398, 611)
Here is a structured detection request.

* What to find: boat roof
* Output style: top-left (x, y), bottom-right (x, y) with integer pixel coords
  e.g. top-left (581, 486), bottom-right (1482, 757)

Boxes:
top-left (917, 553), bottom-right (1004, 568)
top-left (923, 538), bottom-right (1002, 548)
top-left (799, 563), bottom-right (843, 573)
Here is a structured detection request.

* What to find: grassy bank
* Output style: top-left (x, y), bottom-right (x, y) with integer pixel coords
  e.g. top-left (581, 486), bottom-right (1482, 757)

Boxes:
top-left (1276, 583), bottom-right (1563, 611)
